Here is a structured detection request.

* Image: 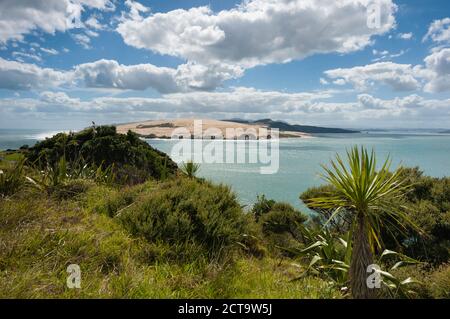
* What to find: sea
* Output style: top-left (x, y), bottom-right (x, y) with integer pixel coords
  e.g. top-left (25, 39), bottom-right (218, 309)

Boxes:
top-left (2, 128), bottom-right (450, 210)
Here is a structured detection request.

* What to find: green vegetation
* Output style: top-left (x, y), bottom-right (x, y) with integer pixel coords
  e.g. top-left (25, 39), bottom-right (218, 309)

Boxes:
top-left (301, 148), bottom-right (450, 299)
top-left (0, 172), bottom-right (337, 299)
top-left (26, 125), bottom-right (178, 184)
top-left (118, 178), bottom-right (251, 261)
top-left (179, 161), bottom-right (201, 178)
top-left (251, 195), bottom-right (307, 255)
top-left (26, 155), bottom-right (115, 195)
top-left (0, 158), bottom-right (26, 197)
top-left (302, 147), bottom-right (417, 298)
top-left (0, 131), bottom-right (337, 298)
top-left (303, 177), bottom-right (450, 245)
top-left (1, 135), bottom-right (449, 299)
top-left (301, 168), bottom-right (450, 265)
top-left (290, 226), bottom-right (422, 298)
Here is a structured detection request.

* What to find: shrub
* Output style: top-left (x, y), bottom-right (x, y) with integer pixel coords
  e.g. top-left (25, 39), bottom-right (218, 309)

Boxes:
top-left (253, 198), bottom-right (307, 255)
top-left (91, 183), bottom-right (150, 217)
top-left (26, 126), bottom-right (178, 183)
top-left (251, 195), bottom-right (276, 221)
top-left (301, 167), bottom-right (450, 265)
top-left (118, 178), bottom-right (251, 261)
top-left (260, 202), bottom-right (307, 236)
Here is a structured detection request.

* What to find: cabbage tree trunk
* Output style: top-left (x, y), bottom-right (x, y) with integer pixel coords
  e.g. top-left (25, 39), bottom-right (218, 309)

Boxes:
top-left (349, 212), bottom-right (377, 299)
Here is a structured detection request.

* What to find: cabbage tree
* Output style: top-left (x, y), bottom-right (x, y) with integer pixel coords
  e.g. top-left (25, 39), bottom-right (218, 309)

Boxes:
top-left (305, 147), bottom-right (418, 299)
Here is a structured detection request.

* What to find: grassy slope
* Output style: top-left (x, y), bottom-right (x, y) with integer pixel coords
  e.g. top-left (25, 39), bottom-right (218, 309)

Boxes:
top-left (0, 178), bottom-right (340, 299)
top-left (0, 151), bottom-right (24, 162)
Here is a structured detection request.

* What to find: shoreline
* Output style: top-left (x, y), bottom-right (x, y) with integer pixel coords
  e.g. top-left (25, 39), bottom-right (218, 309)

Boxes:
top-left (138, 135), bottom-right (315, 140)
top-left (138, 134), bottom-right (317, 142)
top-left (117, 118), bottom-right (313, 140)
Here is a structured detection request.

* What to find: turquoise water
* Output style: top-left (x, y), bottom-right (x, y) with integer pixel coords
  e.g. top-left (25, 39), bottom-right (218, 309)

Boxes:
top-left (2, 129), bottom-right (450, 210)
top-left (147, 133), bottom-right (450, 209)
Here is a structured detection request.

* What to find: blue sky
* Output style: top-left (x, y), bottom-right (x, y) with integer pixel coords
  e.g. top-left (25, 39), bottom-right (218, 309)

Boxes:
top-left (1, 0), bottom-right (450, 129)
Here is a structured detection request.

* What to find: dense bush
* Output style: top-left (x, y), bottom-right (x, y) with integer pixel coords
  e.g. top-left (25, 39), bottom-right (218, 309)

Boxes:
top-left (252, 196), bottom-right (307, 255)
top-left (260, 202), bottom-right (307, 236)
top-left (118, 178), bottom-right (252, 260)
top-left (301, 167), bottom-right (450, 265)
top-left (251, 195), bottom-right (276, 222)
top-left (252, 196), bottom-right (307, 235)
top-left (91, 182), bottom-right (150, 217)
top-left (398, 168), bottom-right (450, 256)
top-left (376, 168), bottom-right (450, 264)
top-left (26, 126), bottom-right (178, 183)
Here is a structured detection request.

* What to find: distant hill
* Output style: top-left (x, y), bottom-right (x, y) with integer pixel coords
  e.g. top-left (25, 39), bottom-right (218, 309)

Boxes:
top-left (225, 119), bottom-right (359, 134)
top-left (440, 130), bottom-right (450, 134)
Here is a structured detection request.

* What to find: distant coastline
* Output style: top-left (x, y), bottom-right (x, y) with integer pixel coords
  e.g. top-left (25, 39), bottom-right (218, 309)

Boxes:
top-left (225, 118), bottom-right (360, 134)
top-left (116, 118), bottom-right (358, 140)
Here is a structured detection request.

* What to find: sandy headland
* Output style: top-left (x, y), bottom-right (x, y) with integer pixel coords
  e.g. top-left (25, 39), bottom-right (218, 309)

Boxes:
top-left (116, 119), bottom-right (311, 140)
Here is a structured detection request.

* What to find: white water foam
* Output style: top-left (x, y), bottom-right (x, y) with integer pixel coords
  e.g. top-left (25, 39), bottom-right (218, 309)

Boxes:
top-left (24, 131), bottom-right (66, 141)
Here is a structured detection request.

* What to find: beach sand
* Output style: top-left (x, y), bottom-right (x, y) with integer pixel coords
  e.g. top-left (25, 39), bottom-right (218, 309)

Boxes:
top-left (116, 119), bottom-right (311, 139)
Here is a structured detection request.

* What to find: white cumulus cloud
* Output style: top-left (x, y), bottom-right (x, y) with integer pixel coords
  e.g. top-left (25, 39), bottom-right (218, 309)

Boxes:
top-left (117, 0), bottom-right (397, 69)
top-left (0, 0), bottom-right (114, 44)
top-left (73, 59), bottom-right (180, 93)
top-left (0, 57), bottom-right (69, 90)
top-left (423, 48), bottom-right (450, 93)
top-left (398, 32), bottom-right (413, 40)
top-left (3, 89), bottom-right (450, 129)
top-left (0, 57), bottom-right (244, 94)
top-left (424, 17), bottom-right (450, 44)
top-left (324, 62), bottom-right (423, 91)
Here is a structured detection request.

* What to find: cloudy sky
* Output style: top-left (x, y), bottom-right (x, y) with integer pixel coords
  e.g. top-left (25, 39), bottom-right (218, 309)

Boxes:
top-left (1, 0), bottom-right (450, 130)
